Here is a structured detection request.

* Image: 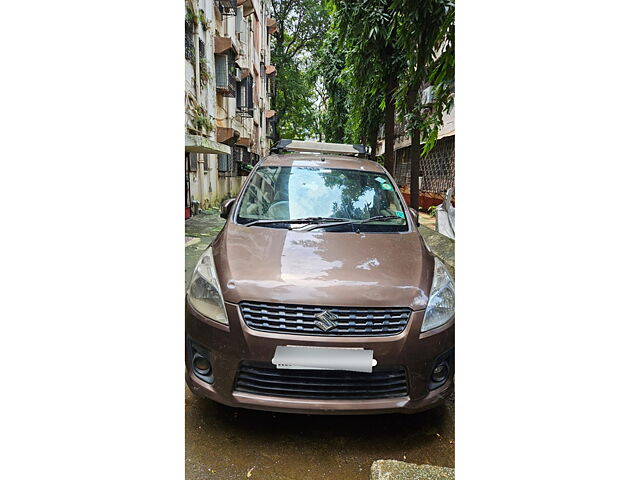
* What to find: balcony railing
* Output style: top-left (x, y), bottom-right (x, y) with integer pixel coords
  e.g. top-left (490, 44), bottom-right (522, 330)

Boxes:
top-left (236, 108), bottom-right (254, 118)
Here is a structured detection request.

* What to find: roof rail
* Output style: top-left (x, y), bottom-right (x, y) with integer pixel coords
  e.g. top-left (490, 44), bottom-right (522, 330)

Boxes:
top-left (270, 139), bottom-right (368, 157)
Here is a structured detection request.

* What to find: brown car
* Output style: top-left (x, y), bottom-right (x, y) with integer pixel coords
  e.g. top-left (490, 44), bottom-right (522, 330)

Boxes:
top-left (186, 140), bottom-right (454, 414)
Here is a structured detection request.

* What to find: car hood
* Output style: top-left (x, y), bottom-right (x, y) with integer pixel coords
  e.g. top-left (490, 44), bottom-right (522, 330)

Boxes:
top-left (212, 222), bottom-right (434, 309)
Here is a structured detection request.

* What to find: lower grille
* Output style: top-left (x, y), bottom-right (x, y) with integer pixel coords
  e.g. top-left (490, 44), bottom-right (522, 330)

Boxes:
top-left (239, 302), bottom-right (412, 336)
top-left (234, 362), bottom-right (408, 400)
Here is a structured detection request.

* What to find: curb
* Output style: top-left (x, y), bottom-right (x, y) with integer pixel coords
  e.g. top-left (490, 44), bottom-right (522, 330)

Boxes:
top-left (370, 460), bottom-right (454, 480)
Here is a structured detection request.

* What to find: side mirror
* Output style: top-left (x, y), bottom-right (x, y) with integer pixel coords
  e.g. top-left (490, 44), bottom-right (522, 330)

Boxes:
top-left (220, 198), bottom-right (236, 219)
top-left (409, 208), bottom-right (420, 226)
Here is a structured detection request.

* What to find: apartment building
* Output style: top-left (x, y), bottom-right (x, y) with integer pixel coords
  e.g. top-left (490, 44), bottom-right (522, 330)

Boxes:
top-left (185, 0), bottom-right (277, 218)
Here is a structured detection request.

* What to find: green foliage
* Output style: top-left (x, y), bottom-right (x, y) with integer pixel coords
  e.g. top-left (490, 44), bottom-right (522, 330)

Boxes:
top-left (312, 28), bottom-right (353, 143)
top-left (330, 0), bottom-right (402, 147)
top-left (199, 57), bottom-right (211, 87)
top-left (197, 9), bottom-right (210, 30)
top-left (271, 0), bottom-right (331, 141)
top-left (185, 1), bottom-right (197, 25)
top-left (389, 0), bottom-right (455, 155)
top-left (269, 0), bottom-right (454, 157)
top-left (190, 102), bottom-right (214, 135)
top-left (271, 51), bottom-right (318, 140)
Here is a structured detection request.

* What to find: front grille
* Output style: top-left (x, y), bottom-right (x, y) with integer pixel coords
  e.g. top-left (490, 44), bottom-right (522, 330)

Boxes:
top-left (234, 363), bottom-right (408, 400)
top-left (239, 302), bottom-right (412, 336)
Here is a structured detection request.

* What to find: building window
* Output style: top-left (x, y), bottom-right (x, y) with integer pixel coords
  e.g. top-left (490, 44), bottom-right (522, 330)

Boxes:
top-left (218, 153), bottom-right (238, 177)
top-left (187, 152), bottom-right (198, 172)
top-left (215, 54), bottom-right (228, 87)
top-left (236, 75), bottom-right (254, 117)
top-left (215, 53), bottom-right (237, 97)
top-left (185, 21), bottom-right (195, 63)
top-left (218, 153), bottom-right (230, 173)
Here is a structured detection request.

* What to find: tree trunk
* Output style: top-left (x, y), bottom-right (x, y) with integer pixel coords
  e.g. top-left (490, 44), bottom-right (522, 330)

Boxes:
top-left (408, 85), bottom-right (420, 210)
top-left (368, 125), bottom-right (378, 158)
top-left (408, 44), bottom-right (427, 210)
top-left (384, 75), bottom-right (397, 174)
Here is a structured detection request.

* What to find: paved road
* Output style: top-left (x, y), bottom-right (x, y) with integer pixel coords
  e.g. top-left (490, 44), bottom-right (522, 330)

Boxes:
top-left (185, 211), bottom-right (454, 480)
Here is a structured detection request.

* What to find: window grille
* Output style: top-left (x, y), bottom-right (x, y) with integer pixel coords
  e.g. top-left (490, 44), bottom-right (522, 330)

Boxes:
top-left (247, 75), bottom-right (254, 110)
top-left (267, 75), bottom-right (275, 96)
top-left (215, 54), bottom-right (228, 87)
top-left (218, 153), bottom-right (236, 176)
top-left (215, 54), bottom-right (236, 97)
top-left (185, 21), bottom-right (195, 63)
top-left (236, 75), bottom-right (254, 117)
top-left (187, 152), bottom-right (198, 172)
top-left (232, 145), bottom-right (243, 164)
top-left (392, 136), bottom-right (455, 194)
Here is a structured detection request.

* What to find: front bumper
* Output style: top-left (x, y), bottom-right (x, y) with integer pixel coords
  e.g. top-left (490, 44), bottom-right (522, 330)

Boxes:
top-left (185, 301), bottom-right (454, 415)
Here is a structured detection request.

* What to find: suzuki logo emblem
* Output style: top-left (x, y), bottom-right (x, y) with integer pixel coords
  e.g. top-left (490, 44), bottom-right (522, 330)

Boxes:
top-left (314, 311), bottom-right (338, 332)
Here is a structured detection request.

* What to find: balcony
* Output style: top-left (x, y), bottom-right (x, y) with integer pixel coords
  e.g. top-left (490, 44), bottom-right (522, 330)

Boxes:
top-left (237, 0), bottom-right (255, 17)
top-left (214, 35), bottom-right (238, 56)
top-left (266, 17), bottom-right (277, 35)
top-left (217, 126), bottom-right (240, 146)
top-left (185, 134), bottom-right (231, 155)
top-left (236, 137), bottom-right (252, 148)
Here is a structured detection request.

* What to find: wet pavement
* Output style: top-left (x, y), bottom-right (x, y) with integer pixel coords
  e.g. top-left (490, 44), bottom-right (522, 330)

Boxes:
top-left (185, 210), bottom-right (454, 480)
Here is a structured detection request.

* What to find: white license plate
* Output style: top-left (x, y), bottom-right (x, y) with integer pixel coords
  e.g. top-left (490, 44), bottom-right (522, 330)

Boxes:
top-left (272, 345), bottom-right (377, 373)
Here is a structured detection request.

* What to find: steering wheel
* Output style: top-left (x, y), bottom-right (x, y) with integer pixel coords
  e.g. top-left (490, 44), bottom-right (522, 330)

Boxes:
top-left (266, 201), bottom-right (290, 219)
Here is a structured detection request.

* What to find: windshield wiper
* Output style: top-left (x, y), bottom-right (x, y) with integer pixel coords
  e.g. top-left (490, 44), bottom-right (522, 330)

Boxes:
top-left (243, 216), bottom-right (348, 227)
top-left (294, 215), bottom-right (402, 232)
top-left (359, 215), bottom-right (402, 224)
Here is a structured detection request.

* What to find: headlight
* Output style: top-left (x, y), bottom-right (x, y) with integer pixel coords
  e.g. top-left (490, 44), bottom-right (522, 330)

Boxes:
top-left (187, 247), bottom-right (228, 324)
top-left (421, 257), bottom-right (455, 332)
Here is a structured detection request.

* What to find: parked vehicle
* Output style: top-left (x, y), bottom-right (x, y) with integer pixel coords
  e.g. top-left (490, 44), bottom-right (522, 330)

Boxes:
top-left (186, 140), bottom-right (454, 414)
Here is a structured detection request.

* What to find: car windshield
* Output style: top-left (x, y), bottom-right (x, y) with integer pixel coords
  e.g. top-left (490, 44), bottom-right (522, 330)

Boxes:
top-left (236, 166), bottom-right (408, 232)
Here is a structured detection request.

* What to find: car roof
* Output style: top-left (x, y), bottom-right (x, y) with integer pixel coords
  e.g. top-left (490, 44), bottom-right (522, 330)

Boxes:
top-left (259, 153), bottom-right (388, 174)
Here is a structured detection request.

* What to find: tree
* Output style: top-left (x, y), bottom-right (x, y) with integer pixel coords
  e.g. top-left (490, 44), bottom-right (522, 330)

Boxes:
top-left (313, 26), bottom-right (352, 143)
top-left (271, 0), bottom-right (331, 141)
top-left (391, 0), bottom-right (455, 208)
top-left (333, 0), bottom-right (402, 169)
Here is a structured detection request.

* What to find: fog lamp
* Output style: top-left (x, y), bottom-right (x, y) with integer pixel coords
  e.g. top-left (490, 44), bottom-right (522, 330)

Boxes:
top-left (193, 354), bottom-right (211, 375)
top-left (431, 363), bottom-right (449, 383)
